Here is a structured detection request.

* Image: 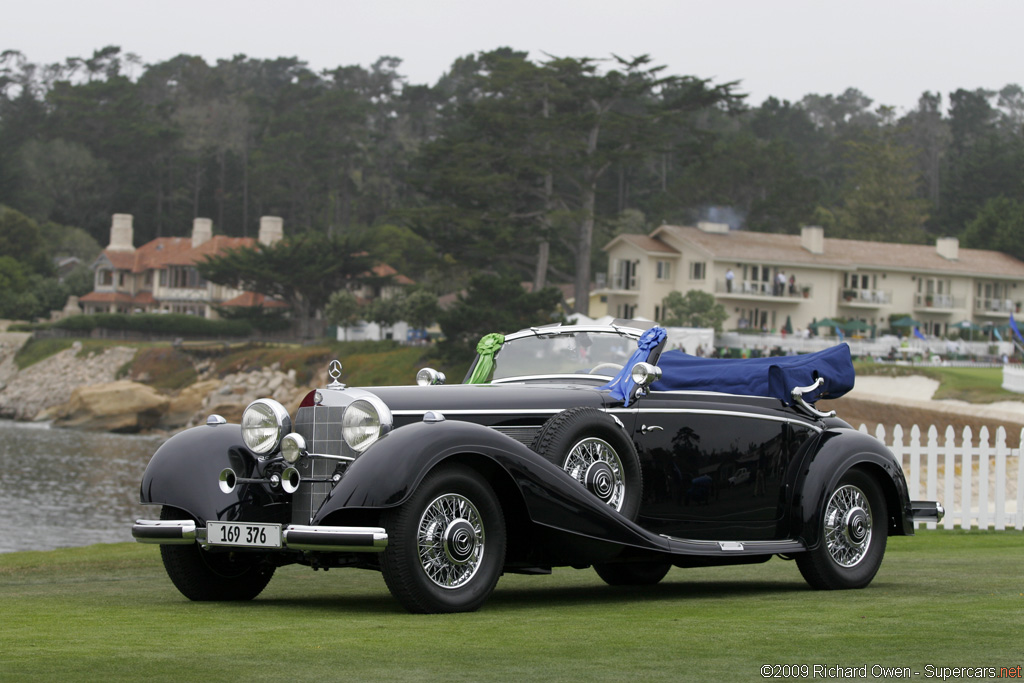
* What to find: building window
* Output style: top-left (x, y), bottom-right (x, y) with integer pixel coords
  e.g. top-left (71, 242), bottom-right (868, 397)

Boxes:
top-left (656, 260), bottom-right (672, 281)
top-left (161, 266), bottom-right (207, 289)
top-left (689, 262), bottom-right (706, 280)
top-left (614, 259), bottom-right (638, 290)
top-left (98, 269), bottom-right (113, 286)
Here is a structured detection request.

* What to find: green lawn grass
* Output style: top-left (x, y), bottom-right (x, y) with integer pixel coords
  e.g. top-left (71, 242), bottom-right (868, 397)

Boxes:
top-left (1, 532), bottom-right (1020, 682)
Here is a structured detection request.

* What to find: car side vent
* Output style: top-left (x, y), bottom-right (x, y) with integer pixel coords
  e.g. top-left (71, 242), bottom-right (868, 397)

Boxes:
top-left (490, 426), bottom-right (542, 447)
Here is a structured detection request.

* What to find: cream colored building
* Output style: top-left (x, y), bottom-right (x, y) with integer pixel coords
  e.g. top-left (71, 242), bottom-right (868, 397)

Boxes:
top-left (599, 222), bottom-right (1024, 336)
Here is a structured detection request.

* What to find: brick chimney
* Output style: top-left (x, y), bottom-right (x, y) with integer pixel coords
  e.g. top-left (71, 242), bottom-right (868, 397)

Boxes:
top-left (801, 225), bottom-right (824, 254)
top-left (258, 216), bottom-right (283, 246)
top-left (191, 218), bottom-right (213, 248)
top-left (108, 214), bottom-right (135, 252)
top-left (936, 237), bottom-right (959, 261)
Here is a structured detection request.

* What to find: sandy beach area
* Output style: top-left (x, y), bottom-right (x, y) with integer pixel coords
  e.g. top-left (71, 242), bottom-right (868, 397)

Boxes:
top-left (849, 375), bottom-right (1024, 428)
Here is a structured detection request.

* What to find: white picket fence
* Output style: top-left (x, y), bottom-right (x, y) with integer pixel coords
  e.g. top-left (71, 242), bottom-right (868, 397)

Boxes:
top-left (856, 423), bottom-right (1024, 531)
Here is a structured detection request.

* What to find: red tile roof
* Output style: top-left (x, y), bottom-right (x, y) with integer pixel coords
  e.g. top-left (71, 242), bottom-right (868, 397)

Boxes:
top-left (97, 236), bottom-right (257, 274)
top-left (219, 292), bottom-right (288, 308)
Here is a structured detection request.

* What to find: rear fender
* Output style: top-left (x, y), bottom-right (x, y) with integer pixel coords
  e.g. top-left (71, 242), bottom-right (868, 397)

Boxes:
top-left (318, 420), bottom-right (671, 552)
top-left (794, 427), bottom-right (913, 548)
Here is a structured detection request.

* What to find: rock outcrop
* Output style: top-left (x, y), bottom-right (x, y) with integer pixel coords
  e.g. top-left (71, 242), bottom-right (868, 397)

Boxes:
top-left (0, 335), bottom-right (313, 433)
top-left (185, 364), bottom-right (306, 427)
top-left (50, 380), bottom-right (171, 432)
top-left (0, 341), bottom-right (139, 421)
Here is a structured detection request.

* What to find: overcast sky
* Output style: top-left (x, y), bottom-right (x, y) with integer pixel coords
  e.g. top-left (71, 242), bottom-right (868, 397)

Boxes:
top-left (4, 0), bottom-right (1021, 113)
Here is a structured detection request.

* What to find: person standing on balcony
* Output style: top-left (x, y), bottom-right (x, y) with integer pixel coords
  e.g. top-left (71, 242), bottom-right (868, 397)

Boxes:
top-left (726, 268), bottom-right (734, 292)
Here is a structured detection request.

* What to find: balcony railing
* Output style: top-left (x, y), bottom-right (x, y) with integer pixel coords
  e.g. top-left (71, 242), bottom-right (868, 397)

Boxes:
top-left (610, 274), bottom-right (640, 291)
top-left (716, 280), bottom-right (811, 299)
top-left (839, 289), bottom-right (892, 306)
top-left (974, 298), bottom-right (1018, 315)
top-left (914, 293), bottom-right (962, 311)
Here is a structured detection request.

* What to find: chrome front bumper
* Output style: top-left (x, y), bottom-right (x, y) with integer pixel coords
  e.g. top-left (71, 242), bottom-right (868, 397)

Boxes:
top-left (132, 519), bottom-right (388, 553)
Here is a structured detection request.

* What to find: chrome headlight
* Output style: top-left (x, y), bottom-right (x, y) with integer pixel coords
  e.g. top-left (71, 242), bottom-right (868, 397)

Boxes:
top-left (342, 398), bottom-right (390, 452)
top-left (241, 398), bottom-right (291, 455)
top-left (280, 432), bottom-right (307, 464)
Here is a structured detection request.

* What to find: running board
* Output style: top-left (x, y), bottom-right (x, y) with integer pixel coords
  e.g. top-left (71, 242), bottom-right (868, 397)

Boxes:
top-left (660, 535), bottom-right (806, 557)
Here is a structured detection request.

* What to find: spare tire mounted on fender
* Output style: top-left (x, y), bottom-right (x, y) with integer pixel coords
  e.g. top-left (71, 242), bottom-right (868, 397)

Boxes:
top-left (530, 407), bottom-right (642, 520)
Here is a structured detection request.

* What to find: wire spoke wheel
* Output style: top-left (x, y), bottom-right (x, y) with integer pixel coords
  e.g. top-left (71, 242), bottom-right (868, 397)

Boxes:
top-left (381, 464), bottom-right (506, 613)
top-left (417, 493), bottom-right (485, 589)
top-left (796, 469), bottom-right (887, 590)
top-left (530, 407), bottom-right (643, 521)
top-left (564, 437), bottom-right (626, 511)
top-left (823, 484), bottom-right (872, 568)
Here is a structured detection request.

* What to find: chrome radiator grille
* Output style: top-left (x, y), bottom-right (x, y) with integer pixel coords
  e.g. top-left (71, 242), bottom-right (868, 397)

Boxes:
top-left (291, 405), bottom-right (345, 525)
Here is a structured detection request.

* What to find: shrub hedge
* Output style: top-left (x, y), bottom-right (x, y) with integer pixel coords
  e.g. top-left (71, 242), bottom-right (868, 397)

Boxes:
top-left (52, 313), bottom-right (267, 337)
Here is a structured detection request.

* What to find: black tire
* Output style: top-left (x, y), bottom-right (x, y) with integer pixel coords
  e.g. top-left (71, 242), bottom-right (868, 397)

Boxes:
top-left (796, 469), bottom-right (888, 590)
top-left (158, 507), bottom-right (276, 601)
top-left (594, 561), bottom-right (671, 586)
top-left (380, 464), bottom-right (506, 613)
top-left (530, 407), bottom-right (643, 520)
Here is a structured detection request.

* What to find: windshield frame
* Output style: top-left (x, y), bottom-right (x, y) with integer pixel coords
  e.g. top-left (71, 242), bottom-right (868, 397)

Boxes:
top-left (464, 323), bottom-right (648, 385)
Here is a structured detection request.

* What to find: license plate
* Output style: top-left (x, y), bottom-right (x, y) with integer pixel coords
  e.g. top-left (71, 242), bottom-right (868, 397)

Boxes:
top-left (207, 522), bottom-right (282, 548)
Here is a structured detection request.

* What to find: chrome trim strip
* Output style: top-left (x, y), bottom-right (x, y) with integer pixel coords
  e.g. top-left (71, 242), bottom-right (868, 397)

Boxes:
top-left (609, 407), bottom-right (824, 432)
top-left (491, 374), bottom-right (614, 384)
top-left (391, 408), bottom-right (567, 416)
top-left (392, 406), bottom-right (821, 432)
top-left (504, 324), bottom-right (646, 342)
top-left (660, 535), bottom-right (804, 548)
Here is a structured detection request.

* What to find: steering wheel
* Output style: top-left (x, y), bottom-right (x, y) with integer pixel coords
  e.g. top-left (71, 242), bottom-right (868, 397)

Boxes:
top-left (589, 362), bottom-right (623, 376)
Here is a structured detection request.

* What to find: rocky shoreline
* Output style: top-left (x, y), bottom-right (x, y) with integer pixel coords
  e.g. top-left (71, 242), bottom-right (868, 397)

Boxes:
top-left (0, 333), bottom-right (310, 433)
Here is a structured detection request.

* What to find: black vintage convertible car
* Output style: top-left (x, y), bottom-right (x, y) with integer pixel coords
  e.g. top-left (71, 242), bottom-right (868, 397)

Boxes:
top-left (133, 321), bottom-right (943, 613)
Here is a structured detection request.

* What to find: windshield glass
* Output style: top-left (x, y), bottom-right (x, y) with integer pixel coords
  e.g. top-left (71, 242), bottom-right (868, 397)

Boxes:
top-left (489, 330), bottom-right (636, 380)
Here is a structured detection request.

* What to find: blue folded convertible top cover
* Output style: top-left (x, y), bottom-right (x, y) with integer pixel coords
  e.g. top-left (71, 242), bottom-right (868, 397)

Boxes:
top-left (650, 343), bottom-right (854, 404)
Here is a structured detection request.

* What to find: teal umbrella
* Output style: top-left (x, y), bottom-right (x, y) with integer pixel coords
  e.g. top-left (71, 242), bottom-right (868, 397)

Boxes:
top-left (783, 315), bottom-right (793, 334)
top-left (890, 316), bottom-right (920, 328)
top-left (841, 319), bottom-right (870, 332)
top-left (951, 320), bottom-right (981, 331)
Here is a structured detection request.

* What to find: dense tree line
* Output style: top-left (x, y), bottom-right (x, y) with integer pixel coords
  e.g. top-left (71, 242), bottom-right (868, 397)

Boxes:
top-left (2, 46), bottom-right (1023, 319)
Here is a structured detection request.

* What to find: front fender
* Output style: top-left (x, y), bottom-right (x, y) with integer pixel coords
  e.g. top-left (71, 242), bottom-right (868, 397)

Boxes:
top-left (318, 420), bottom-right (671, 552)
top-left (794, 427), bottom-right (913, 548)
top-left (139, 423), bottom-right (277, 524)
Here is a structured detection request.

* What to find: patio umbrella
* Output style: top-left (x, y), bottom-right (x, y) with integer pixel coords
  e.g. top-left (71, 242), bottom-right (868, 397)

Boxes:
top-left (841, 319), bottom-right (870, 332)
top-left (813, 318), bottom-right (842, 328)
top-left (783, 315), bottom-right (793, 334)
top-left (890, 316), bottom-right (920, 328)
top-left (951, 320), bottom-right (981, 331)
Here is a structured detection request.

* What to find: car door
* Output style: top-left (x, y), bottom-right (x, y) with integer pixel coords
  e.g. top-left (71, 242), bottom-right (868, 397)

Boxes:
top-left (628, 394), bottom-right (817, 541)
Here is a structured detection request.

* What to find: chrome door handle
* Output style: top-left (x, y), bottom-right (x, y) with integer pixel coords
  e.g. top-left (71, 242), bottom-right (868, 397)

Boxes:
top-left (641, 425), bottom-right (663, 434)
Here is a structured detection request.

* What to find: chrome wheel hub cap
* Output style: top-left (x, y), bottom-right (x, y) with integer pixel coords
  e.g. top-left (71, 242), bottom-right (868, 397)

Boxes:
top-left (824, 484), bottom-right (873, 568)
top-left (584, 462), bottom-right (616, 503)
top-left (417, 493), bottom-right (485, 589)
top-left (564, 437), bottom-right (625, 511)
